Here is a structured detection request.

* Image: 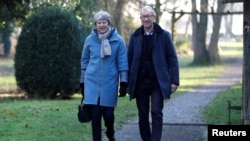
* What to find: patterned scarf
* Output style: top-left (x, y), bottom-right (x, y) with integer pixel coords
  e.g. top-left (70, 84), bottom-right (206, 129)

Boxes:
top-left (98, 27), bottom-right (112, 58)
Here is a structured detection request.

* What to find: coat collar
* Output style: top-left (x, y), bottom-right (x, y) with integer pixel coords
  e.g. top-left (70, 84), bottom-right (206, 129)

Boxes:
top-left (133, 23), bottom-right (163, 36)
top-left (91, 27), bottom-right (118, 42)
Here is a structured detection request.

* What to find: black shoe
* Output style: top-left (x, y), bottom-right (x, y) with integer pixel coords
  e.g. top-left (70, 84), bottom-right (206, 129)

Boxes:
top-left (106, 130), bottom-right (115, 141)
top-left (108, 137), bottom-right (116, 141)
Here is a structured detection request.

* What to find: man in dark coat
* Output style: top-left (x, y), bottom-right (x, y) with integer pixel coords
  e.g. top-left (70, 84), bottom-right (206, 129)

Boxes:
top-left (127, 6), bottom-right (180, 141)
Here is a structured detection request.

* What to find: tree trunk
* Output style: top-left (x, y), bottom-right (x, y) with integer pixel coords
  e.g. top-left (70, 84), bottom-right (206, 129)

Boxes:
top-left (155, 0), bottom-right (161, 24)
top-left (192, 0), bottom-right (208, 64)
top-left (207, 0), bottom-right (225, 64)
top-left (224, 4), bottom-right (237, 41)
top-left (1, 22), bottom-right (12, 58)
top-left (191, 0), bottom-right (198, 57)
top-left (103, 0), bottom-right (108, 10)
top-left (113, 0), bottom-right (125, 34)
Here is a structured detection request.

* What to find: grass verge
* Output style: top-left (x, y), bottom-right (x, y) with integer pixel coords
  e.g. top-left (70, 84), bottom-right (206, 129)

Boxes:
top-left (202, 82), bottom-right (242, 125)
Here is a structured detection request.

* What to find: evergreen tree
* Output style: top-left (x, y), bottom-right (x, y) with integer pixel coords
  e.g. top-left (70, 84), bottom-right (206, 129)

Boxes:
top-left (14, 7), bottom-right (82, 99)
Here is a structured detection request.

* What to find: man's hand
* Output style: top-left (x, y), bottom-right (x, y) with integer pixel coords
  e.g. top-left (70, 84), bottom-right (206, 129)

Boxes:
top-left (171, 84), bottom-right (178, 94)
top-left (119, 82), bottom-right (128, 97)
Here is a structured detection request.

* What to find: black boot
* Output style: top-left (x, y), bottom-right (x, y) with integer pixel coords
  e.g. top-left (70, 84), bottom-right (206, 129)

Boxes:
top-left (108, 136), bottom-right (116, 141)
top-left (106, 130), bottom-right (115, 141)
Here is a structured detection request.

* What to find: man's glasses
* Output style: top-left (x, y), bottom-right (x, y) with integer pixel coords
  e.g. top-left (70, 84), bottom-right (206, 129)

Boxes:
top-left (140, 15), bottom-right (154, 19)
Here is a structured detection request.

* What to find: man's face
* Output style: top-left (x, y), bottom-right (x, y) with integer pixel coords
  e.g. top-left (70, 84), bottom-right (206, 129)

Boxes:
top-left (96, 20), bottom-right (110, 34)
top-left (140, 10), bottom-right (155, 30)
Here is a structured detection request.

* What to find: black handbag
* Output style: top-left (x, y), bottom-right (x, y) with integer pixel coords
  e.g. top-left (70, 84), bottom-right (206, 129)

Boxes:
top-left (77, 97), bottom-right (91, 123)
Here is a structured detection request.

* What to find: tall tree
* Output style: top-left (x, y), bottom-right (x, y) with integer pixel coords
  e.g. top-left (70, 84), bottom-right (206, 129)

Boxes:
top-left (102, 0), bottom-right (128, 36)
top-left (0, 0), bottom-right (27, 58)
top-left (155, 0), bottom-right (162, 24)
top-left (113, 0), bottom-right (126, 34)
top-left (224, 3), bottom-right (237, 40)
top-left (207, 0), bottom-right (225, 63)
top-left (191, 0), bottom-right (208, 64)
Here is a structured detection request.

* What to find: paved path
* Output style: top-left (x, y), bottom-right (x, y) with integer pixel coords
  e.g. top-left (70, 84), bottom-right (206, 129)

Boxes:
top-left (104, 58), bottom-right (243, 141)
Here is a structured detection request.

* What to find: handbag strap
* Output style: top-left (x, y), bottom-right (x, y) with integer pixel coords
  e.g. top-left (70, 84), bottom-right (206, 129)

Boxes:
top-left (80, 97), bottom-right (84, 104)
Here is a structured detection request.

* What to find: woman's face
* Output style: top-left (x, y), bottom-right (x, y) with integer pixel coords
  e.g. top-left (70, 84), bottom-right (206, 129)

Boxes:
top-left (96, 20), bottom-right (110, 34)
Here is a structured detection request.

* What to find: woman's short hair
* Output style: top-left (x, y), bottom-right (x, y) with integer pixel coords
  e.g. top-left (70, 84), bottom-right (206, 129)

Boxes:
top-left (94, 10), bottom-right (111, 25)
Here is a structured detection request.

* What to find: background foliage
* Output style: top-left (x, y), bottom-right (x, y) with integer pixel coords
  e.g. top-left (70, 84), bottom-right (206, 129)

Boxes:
top-left (14, 7), bottom-right (82, 99)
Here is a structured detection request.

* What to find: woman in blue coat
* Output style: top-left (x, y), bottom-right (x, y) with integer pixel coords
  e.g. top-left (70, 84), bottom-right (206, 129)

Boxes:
top-left (127, 6), bottom-right (179, 141)
top-left (80, 10), bottom-right (128, 141)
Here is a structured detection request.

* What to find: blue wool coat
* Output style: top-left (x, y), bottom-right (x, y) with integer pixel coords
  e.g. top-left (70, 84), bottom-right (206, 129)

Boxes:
top-left (127, 23), bottom-right (179, 100)
top-left (81, 28), bottom-right (128, 107)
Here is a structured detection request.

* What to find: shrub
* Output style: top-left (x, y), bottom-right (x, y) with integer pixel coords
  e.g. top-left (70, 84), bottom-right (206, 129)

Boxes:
top-left (14, 7), bottom-right (82, 99)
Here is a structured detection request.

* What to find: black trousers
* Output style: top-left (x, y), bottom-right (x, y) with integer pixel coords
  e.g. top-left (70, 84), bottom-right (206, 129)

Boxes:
top-left (135, 81), bottom-right (164, 141)
top-left (90, 105), bottom-right (115, 141)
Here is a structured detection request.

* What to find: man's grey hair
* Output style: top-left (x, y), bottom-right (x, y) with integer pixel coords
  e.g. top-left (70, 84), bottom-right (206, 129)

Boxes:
top-left (140, 6), bottom-right (156, 16)
top-left (94, 10), bottom-right (111, 25)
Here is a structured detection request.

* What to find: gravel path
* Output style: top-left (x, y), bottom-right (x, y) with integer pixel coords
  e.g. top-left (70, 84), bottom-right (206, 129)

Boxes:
top-left (103, 58), bottom-right (243, 141)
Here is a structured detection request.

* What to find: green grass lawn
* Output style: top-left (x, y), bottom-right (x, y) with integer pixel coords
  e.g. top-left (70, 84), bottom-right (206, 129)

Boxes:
top-left (202, 82), bottom-right (242, 125)
top-left (0, 41), bottom-right (243, 140)
top-left (0, 96), bottom-right (137, 141)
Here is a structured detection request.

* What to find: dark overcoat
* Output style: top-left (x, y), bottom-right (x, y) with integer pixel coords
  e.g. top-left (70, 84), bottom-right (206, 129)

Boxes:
top-left (127, 23), bottom-right (179, 100)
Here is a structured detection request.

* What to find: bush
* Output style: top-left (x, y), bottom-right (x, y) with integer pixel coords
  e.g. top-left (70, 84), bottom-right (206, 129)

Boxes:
top-left (14, 7), bottom-right (82, 99)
